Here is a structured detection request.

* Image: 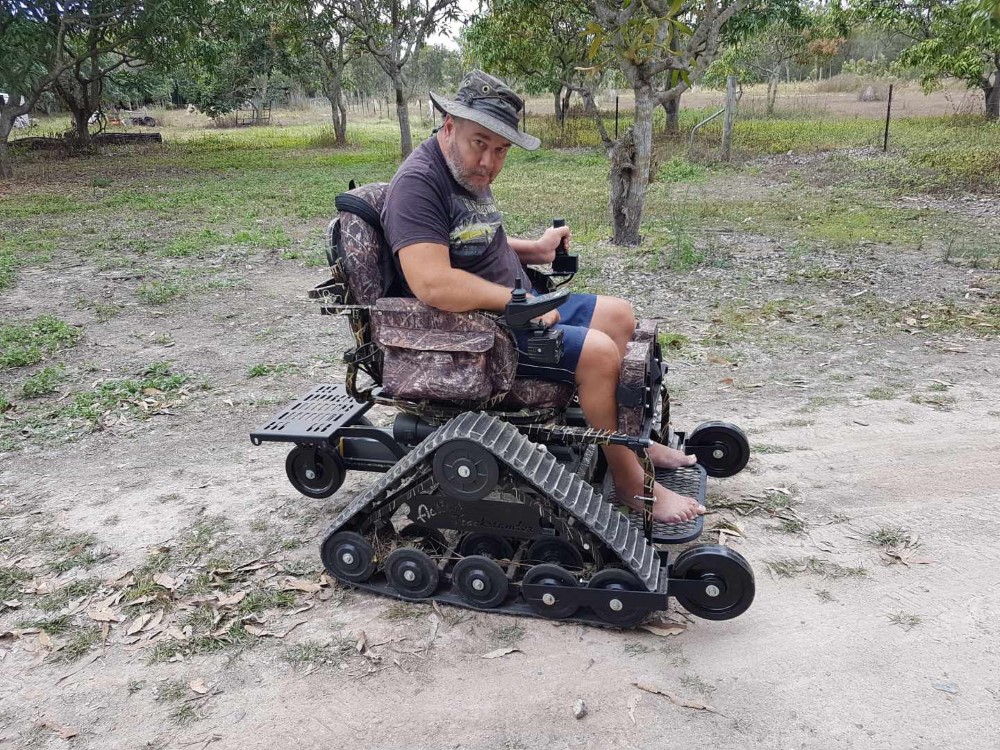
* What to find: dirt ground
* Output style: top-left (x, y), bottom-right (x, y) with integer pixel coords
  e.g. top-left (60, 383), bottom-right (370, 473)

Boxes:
top-left (2, 149), bottom-right (1000, 750)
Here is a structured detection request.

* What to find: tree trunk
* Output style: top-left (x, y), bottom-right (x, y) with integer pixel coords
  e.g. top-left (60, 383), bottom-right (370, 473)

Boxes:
top-left (395, 83), bottom-right (412, 158)
top-left (561, 87), bottom-right (572, 119)
top-left (766, 70), bottom-right (779, 115)
top-left (0, 116), bottom-right (12, 179)
top-left (609, 86), bottom-right (654, 246)
top-left (554, 89), bottom-right (564, 127)
top-left (661, 96), bottom-right (679, 134)
top-left (335, 90), bottom-right (348, 146)
top-left (69, 106), bottom-right (93, 150)
top-left (985, 72), bottom-right (1000, 121)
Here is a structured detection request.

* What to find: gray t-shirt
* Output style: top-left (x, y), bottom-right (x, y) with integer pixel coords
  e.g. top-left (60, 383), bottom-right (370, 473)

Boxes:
top-left (381, 137), bottom-right (523, 296)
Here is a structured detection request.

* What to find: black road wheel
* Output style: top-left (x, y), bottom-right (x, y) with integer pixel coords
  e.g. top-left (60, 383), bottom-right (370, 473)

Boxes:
top-left (526, 537), bottom-right (585, 570)
top-left (587, 568), bottom-right (651, 628)
top-left (285, 445), bottom-right (345, 498)
top-left (522, 563), bottom-right (579, 620)
top-left (321, 531), bottom-right (376, 583)
top-left (452, 555), bottom-right (509, 609)
top-left (432, 440), bottom-right (500, 500)
top-left (398, 524), bottom-right (450, 555)
top-left (685, 421), bottom-right (750, 478)
top-left (385, 547), bottom-right (440, 600)
top-left (458, 532), bottom-right (514, 560)
top-left (671, 545), bottom-right (755, 621)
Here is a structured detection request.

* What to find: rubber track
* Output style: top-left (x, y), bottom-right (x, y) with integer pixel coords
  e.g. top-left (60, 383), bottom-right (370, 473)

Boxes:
top-left (321, 412), bottom-right (662, 591)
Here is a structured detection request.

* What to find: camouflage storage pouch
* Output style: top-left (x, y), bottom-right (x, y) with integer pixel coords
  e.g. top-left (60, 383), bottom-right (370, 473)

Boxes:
top-left (618, 341), bottom-right (653, 436)
top-left (372, 298), bottom-right (517, 403)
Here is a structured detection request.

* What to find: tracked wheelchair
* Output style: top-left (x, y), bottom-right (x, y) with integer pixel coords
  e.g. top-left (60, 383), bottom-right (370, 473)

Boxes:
top-left (251, 182), bottom-right (755, 626)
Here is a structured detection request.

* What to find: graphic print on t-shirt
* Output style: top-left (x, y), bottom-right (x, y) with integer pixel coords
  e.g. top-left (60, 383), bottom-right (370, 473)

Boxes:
top-left (448, 194), bottom-right (502, 261)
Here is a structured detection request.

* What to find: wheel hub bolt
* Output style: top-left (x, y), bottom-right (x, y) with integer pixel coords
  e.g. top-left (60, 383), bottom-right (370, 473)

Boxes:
top-left (472, 578), bottom-right (486, 591)
top-left (403, 569), bottom-right (417, 583)
top-left (341, 552), bottom-right (354, 566)
top-left (457, 465), bottom-right (472, 478)
top-left (542, 593), bottom-right (556, 606)
top-left (610, 598), bottom-right (623, 612)
top-left (712, 449), bottom-right (725, 459)
top-left (305, 469), bottom-right (317, 480)
top-left (705, 584), bottom-right (721, 598)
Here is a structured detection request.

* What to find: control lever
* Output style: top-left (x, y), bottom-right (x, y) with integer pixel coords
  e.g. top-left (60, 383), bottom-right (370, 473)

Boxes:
top-left (551, 218), bottom-right (578, 274)
top-left (504, 276), bottom-right (568, 365)
top-left (504, 276), bottom-right (570, 328)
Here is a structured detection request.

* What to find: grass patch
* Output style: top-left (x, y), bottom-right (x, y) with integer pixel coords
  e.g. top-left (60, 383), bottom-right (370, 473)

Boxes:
top-left (866, 386), bottom-right (897, 401)
top-left (887, 611), bottom-right (922, 631)
top-left (247, 363), bottom-right (297, 378)
top-left (37, 577), bottom-right (103, 611)
top-left (22, 365), bottom-right (66, 398)
top-left (866, 526), bottom-right (913, 549)
top-left (0, 316), bottom-right (81, 370)
top-left (51, 626), bottom-right (102, 663)
top-left (284, 636), bottom-right (358, 669)
top-left (0, 565), bottom-right (31, 600)
top-left (137, 280), bottom-right (185, 305)
top-left (380, 601), bottom-right (428, 621)
top-left (19, 613), bottom-right (74, 635)
top-left (489, 622), bottom-right (526, 647)
top-left (766, 556), bottom-right (868, 579)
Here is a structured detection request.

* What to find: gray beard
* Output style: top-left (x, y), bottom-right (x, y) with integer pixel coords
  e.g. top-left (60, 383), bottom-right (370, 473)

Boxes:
top-left (444, 139), bottom-right (491, 198)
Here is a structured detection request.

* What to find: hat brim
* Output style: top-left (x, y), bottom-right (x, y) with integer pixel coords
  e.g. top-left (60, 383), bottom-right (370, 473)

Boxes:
top-left (430, 91), bottom-right (540, 151)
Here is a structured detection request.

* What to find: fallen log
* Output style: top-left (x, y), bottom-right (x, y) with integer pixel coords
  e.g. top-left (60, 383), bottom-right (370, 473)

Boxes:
top-left (9, 132), bottom-right (163, 151)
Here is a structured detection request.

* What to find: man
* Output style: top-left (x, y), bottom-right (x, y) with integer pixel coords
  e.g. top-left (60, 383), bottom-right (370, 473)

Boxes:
top-left (381, 70), bottom-right (704, 524)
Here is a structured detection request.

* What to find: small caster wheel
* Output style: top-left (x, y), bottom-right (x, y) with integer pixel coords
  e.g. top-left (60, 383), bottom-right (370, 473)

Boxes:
top-left (522, 563), bottom-right (579, 620)
top-left (321, 531), bottom-right (376, 583)
top-left (685, 421), bottom-right (750, 478)
top-left (526, 537), bottom-right (584, 570)
top-left (285, 445), bottom-right (345, 498)
top-left (458, 532), bottom-right (514, 560)
top-left (385, 547), bottom-right (440, 600)
top-left (587, 568), bottom-right (650, 628)
top-left (671, 545), bottom-right (755, 621)
top-left (452, 555), bottom-right (508, 609)
top-left (432, 440), bottom-right (499, 500)
top-left (398, 524), bottom-right (450, 555)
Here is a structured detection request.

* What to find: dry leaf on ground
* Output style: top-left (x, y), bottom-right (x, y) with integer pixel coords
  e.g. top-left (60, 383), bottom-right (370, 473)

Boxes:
top-left (279, 577), bottom-right (321, 593)
top-left (627, 694), bottom-right (641, 724)
top-left (481, 646), bottom-right (520, 659)
top-left (189, 679), bottom-right (209, 695)
top-left (152, 573), bottom-right (176, 590)
top-left (638, 620), bottom-right (688, 637)
top-left (633, 681), bottom-right (723, 715)
top-left (86, 607), bottom-right (120, 623)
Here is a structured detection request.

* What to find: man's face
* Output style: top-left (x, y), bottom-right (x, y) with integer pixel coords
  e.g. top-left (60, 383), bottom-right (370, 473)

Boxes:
top-left (442, 116), bottom-right (512, 197)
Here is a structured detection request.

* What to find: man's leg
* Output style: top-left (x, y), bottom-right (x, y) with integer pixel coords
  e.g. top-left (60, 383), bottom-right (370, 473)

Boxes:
top-left (575, 329), bottom-right (704, 523)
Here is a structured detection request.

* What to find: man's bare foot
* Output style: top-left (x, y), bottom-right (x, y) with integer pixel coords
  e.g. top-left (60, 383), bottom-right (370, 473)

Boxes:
top-left (647, 441), bottom-right (697, 470)
top-left (615, 479), bottom-right (705, 524)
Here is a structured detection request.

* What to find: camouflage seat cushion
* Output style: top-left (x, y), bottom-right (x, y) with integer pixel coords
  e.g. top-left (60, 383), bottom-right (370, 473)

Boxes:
top-left (499, 378), bottom-right (575, 410)
top-left (335, 182), bottom-right (390, 305)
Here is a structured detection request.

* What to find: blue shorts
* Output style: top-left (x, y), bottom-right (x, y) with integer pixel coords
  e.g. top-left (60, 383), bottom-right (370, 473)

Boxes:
top-left (513, 292), bottom-right (598, 384)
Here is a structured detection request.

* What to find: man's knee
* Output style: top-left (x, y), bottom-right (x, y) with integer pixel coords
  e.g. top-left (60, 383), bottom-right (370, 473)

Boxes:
top-left (596, 296), bottom-right (636, 338)
top-left (576, 330), bottom-right (621, 382)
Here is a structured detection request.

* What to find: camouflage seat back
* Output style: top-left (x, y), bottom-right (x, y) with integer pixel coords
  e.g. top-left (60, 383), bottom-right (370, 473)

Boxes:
top-left (330, 182), bottom-right (391, 305)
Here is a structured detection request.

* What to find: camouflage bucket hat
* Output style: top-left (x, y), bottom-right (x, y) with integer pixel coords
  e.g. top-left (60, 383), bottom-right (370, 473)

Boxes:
top-left (430, 70), bottom-right (540, 151)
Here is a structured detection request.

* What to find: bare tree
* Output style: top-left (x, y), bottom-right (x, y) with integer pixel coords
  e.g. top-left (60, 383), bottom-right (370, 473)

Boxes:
top-left (344, 0), bottom-right (462, 157)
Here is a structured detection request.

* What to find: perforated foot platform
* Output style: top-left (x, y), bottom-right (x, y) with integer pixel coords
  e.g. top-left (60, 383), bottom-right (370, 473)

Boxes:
top-left (250, 384), bottom-right (371, 447)
top-left (605, 465), bottom-right (707, 544)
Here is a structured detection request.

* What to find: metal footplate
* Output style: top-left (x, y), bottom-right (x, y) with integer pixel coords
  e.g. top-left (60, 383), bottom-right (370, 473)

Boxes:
top-left (250, 384), bottom-right (371, 447)
top-left (602, 465), bottom-right (707, 544)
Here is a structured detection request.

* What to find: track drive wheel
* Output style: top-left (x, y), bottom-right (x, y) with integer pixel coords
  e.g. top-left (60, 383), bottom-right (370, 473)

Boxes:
top-left (321, 531), bottom-right (376, 583)
top-left (458, 533), bottom-right (514, 560)
top-left (671, 545), bottom-right (755, 621)
top-left (685, 421), bottom-right (750, 478)
top-left (526, 537), bottom-right (585, 570)
top-left (385, 547), bottom-right (440, 600)
top-left (432, 440), bottom-right (499, 500)
top-left (587, 569), bottom-right (651, 628)
top-left (452, 555), bottom-right (509, 609)
top-left (522, 564), bottom-right (579, 620)
top-left (286, 445), bottom-right (346, 498)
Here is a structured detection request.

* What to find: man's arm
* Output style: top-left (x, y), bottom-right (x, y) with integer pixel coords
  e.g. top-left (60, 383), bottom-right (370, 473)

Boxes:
top-left (397, 242), bottom-right (514, 313)
top-left (509, 225), bottom-right (571, 264)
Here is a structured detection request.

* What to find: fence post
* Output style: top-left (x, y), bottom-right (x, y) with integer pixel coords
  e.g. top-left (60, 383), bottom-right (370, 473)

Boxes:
top-left (614, 96), bottom-right (619, 140)
top-left (883, 83), bottom-right (894, 151)
top-left (722, 75), bottom-right (737, 162)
